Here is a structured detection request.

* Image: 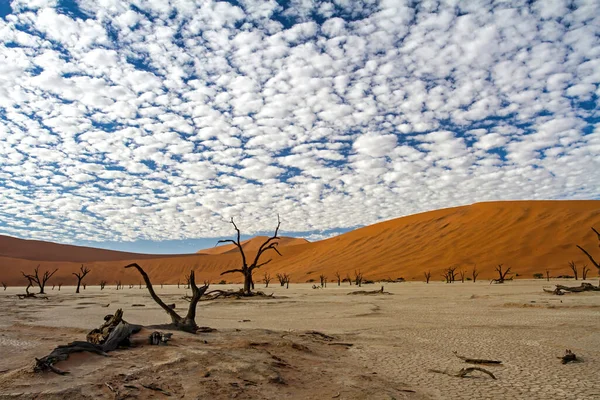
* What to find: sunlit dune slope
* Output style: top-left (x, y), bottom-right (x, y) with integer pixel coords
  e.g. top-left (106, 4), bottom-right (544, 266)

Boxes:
top-left (0, 235), bottom-right (189, 262)
top-left (1, 201), bottom-right (599, 286)
top-left (197, 236), bottom-right (309, 255)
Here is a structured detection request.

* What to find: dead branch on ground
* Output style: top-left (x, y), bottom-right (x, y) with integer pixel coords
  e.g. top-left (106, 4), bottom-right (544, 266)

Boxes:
top-left (453, 351), bottom-right (502, 365)
top-left (429, 367), bottom-right (496, 380)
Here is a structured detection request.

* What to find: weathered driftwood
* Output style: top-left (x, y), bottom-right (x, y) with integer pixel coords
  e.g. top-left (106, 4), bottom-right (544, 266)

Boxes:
top-left (544, 283), bottom-right (600, 295)
top-left (453, 351), bottom-right (502, 365)
top-left (125, 263), bottom-right (208, 333)
top-left (149, 331), bottom-right (173, 345)
top-left (347, 286), bottom-right (391, 295)
top-left (35, 309), bottom-right (141, 375)
top-left (559, 349), bottom-right (578, 364)
top-left (430, 367), bottom-right (497, 379)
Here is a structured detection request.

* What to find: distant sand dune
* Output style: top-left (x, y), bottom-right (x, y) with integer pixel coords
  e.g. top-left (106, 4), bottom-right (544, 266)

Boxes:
top-left (1, 200), bottom-right (599, 286)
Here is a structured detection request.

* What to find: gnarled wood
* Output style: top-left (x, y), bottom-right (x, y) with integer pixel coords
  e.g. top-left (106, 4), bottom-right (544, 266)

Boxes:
top-left (453, 351), bottom-right (502, 365)
top-left (125, 263), bottom-right (208, 332)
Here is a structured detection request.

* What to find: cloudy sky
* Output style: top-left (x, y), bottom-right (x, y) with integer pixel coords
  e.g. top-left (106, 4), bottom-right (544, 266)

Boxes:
top-left (0, 0), bottom-right (598, 253)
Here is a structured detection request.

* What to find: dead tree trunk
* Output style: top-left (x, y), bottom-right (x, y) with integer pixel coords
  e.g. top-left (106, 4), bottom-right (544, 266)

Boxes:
top-left (568, 261), bottom-right (578, 280)
top-left (577, 227), bottom-right (600, 285)
top-left (73, 265), bottom-right (90, 294)
top-left (100, 281), bottom-right (106, 290)
top-left (459, 270), bottom-right (465, 283)
top-left (1, 282), bottom-right (6, 291)
top-left (491, 264), bottom-right (512, 284)
top-left (582, 264), bottom-right (590, 280)
top-left (546, 269), bottom-right (551, 282)
top-left (335, 271), bottom-right (341, 286)
top-left (22, 265), bottom-right (58, 294)
top-left (58, 283), bottom-right (62, 291)
top-left (319, 274), bottom-right (327, 288)
top-left (354, 270), bottom-right (363, 287)
top-left (263, 272), bottom-right (271, 288)
top-left (346, 273), bottom-right (352, 285)
top-left (424, 271), bottom-right (431, 283)
top-left (220, 216), bottom-right (282, 295)
top-left (125, 263), bottom-right (208, 333)
top-left (285, 274), bottom-right (290, 289)
top-left (472, 265), bottom-right (479, 283)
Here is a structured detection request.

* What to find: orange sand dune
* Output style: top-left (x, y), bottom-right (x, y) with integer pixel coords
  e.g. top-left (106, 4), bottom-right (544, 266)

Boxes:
top-left (1, 201), bottom-right (599, 287)
top-left (0, 234), bottom-right (191, 262)
top-left (197, 236), bottom-right (309, 255)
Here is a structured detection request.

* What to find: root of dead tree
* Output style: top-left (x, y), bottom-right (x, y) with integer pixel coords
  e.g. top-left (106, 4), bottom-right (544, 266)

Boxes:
top-left (430, 367), bottom-right (497, 380)
top-left (544, 282), bottom-right (600, 295)
top-left (453, 351), bottom-right (502, 365)
top-left (35, 309), bottom-right (143, 375)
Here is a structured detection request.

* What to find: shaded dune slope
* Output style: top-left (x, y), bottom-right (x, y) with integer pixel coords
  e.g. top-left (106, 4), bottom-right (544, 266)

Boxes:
top-left (1, 201), bottom-right (599, 286)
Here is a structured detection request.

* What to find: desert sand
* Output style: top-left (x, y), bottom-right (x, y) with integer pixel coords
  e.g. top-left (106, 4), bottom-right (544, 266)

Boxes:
top-left (1, 280), bottom-right (599, 399)
top-left (2, 201), bottom-right (600, 288)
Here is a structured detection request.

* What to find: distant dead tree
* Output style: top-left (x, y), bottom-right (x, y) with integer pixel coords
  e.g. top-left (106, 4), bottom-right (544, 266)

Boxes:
top-left (83, 283), bottom-right (86, 290)
top-left (472, 265), bottom-right (479, 283)
top-left (459, 270), bottom-right (466, 283)
top-left (545, 269), bottom-right (551, 282)
top-left (22, 265), bottom-right (58, 294)
top-left (116, 281), bottom-right (121, 290)
top-left (52, 284), bottom-right (55, 290)
top-left (276, 273), bottom-right (286, 287)
top-left (335, 271), bottom-right (341, 286)
top-left (72, 265), bottom-right (90, 294)
top-left (491, 264), bottom-right (512, 284)
top-left (345, 273), bottom-right (352, 285)
top-left (284, 273), bottom-right (290, 288)
top-left (354, 270), bottom-right (363, 287)
top-left (125, 263), bottom-right (208, 332)
top-left (576, 227), bottom-right (600, 284)
top-left (424, 271), bottom-right (431, 283)
top-left (442, 266), bottom-right (457, 283)
top-left (263, 272), bottom-right (271, 288)
top-left (139, 281), bottom-right (142, 289)
top-left (582, 264), bottom-right (590, 280)
top-left (177, 280), bottom-right (180, 289)
top-left (58, 283), bottom-right (62, 291)
top-left (100, 281), bottom-right (106, 290)
top-left (2, 282), bottom-right (7, 291)
top-left (320, 274), bottom-right (327, 288)
top-left (568, 261), bottom-right (578, 280)
top-left (220, 216), bottom-right (282, 295)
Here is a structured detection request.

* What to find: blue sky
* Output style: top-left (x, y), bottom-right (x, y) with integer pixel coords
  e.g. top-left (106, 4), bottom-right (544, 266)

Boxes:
top-left (0, 0), bottom-right (598, 254)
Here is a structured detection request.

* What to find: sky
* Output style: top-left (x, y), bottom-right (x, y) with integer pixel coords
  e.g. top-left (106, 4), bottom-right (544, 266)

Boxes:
top-left (0, 0), bottom-right (598, 254)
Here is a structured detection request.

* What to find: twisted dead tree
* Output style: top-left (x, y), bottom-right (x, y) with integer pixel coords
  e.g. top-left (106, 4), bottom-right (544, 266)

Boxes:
top-left (219, 216), bottom-right (282, 295)
top-left (354, 270), bottom-right (363, 287)
top-left (73, 265), bottom-right (90, 294)
top-left (459, 270), bottom-right (466, 283)
top-left (577, 227), bottom-right (600, 285)
top-left (22, 265), bottom-right (58, 294)
top-left (442, 266), bottom-right (457, 283)
top-left (491, 264), bottom-right (511, 284)
top-left (472, 265), bottom-right (479, 283)
top-left (424, 270), bottom-right (431, 283)
top-left (263, 272), bottom-right (271, 288)
top-left (335, 271), bottom-right (341, 286)
top-left (568, 261), bottom-right (578, 280)
top-left (125, 263), bottom-right (208, 332)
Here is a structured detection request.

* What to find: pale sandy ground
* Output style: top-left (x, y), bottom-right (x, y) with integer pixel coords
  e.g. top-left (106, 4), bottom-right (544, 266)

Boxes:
top-left (1, 280), bottom-right (599, 399)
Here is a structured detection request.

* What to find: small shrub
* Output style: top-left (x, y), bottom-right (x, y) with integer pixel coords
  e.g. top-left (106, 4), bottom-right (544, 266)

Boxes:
top-left (218, 280), bottom-right (227, 285)
top-left (533, 273), bottom-right (543, 279)
top-left (307, 279), bottom-right (315, 283)
top-left (466, 277), bottom-right (472, 281)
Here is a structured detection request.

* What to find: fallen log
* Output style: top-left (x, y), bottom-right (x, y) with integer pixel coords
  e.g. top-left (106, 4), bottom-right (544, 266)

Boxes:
top-left (35, 309), bottom-right (142, 375)
top-left (430, 366), bottom-right (496, 379)
top-left (453, 351), bottom-right (502, 365)
top-left (544, 283), bottom-right (600, 295)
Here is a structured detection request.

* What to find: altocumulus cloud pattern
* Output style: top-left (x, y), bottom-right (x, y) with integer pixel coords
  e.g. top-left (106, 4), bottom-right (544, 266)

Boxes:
top-left (0, 0), bottom-right (598, 246)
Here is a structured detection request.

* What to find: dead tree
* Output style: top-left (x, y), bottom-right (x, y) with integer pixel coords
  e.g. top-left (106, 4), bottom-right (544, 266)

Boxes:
top-left (58, 283), bottom-right (62, 291)
top-left (472, 265), bottom-right (479, 283)
top-left (73, 265), bottom-right (90, 294)
top-left (491, 264), bottom-right (512, 284)
top-left (459, 270), bottom-right (466, 283)
top-left (319, 274), bottom-right (327, 288)
top-left (125, 263), bottom-right (208, 333)
top-left (442, 266), bottom-right (457, 283)
top-left (546, 269), bottom-right (551, 282)
top-left (100, 280), bottom-right (106, 290)
top-left (115, 281), bottom-right (121, 290)
top-left (335, 271), bottom-right (341, 286)
top-left (2, 282), bottom-right (6, 291)
top-left (284, 273), bottom-right (290, 288)
top-left (22, 265), bottom-right (58, 294)
top-left (577, 227), bottom-right (600, 284)
top-left (220, 216), bottom-right (282, 295)
top-left (354, 270), bottom-right (363, 287)
top-left (277, 273), bottom-right (290, 287)
top-left (582, 264), bottom-right (590, 280)
top-left (263, 272), bottom-right (271, 288)
top-left (83, 283), bottom-right (86, 290)
top-left (139, 281), bottom-right (142, 289)
top-left (346, 273), bottom-right (352, 285)
top-left (424, 271), bottom-right (431, 283)
top-left (568, 261), bottom-right (578, 280)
